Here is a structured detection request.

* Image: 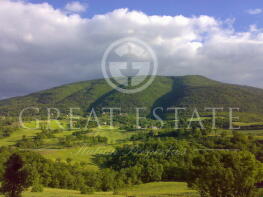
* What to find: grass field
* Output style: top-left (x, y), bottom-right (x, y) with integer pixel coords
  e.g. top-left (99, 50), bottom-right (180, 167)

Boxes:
top-left (0, 182), bottom-right (199, 197)
top-left (0, 120), bottom-right (69, 146)
top-left (35, 126), bottom-right (131, 163)
top-left (0, 128), bottom-right (41, 146)
top-left (91, 126), bottom-right (134, 144)
top-left (33, 144), bottom-right (114, 170)
top-left (0, 122), bottom-right (134, 170)
top-left (117, 182), bottom-right (198, 197)
top-left (0, 188), bottom-right (115, 197)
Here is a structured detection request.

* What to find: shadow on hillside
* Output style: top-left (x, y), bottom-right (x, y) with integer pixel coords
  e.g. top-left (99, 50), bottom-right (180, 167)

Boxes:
top-left (150, 77), bottom-right (185, 119)
top-left (86, 88), bottom-right (117, 113)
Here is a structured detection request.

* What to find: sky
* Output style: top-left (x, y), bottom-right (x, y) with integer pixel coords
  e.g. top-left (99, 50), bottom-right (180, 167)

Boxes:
top-left (0, 0), bottom-right (263, 98)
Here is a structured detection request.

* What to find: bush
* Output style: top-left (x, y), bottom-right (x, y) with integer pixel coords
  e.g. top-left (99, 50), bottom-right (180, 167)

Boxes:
top-left (188, 151), bottom-right (263, 197)
top-left (31, 184), bottom-right (44, 192)
top-left (80, 186), bottom-right (95, 194)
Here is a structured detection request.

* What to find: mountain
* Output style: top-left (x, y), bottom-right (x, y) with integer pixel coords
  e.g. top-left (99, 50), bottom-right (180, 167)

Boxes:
top-left (1, 75), bottom-right (263, 117)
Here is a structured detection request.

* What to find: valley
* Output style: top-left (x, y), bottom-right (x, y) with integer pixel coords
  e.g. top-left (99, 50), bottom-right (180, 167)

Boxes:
top-left (0, 76), bottom-right (262, 197)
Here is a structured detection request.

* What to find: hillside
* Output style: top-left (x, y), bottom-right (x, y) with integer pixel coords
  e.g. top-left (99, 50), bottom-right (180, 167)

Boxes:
top-left (1, 75), bottom-right (263, 116)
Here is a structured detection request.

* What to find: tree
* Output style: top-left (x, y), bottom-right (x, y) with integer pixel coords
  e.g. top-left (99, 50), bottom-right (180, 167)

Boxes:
top-left (1, 154), bottom-right (32, 197)
top-left (188, 151), bottom-right (263, 197)
top-left (141, 161), bottom-right (163, 182)
top-left (31, 168), bottom-right (43, 193)
top-left (100, 169), bottom-right (115, 191)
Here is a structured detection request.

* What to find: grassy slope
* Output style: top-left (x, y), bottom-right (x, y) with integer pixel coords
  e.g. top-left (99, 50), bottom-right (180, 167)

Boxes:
top-left (0, 121), bottom-right (68, 146)
top-left (165, 76), bottom-right (263, 113)
top-left (0, 128), bottom-right (41, 146)
top-left (0, 182), bottom-right (198, 197)
top-left (0, 122), bottom-right (133, 170)
top-left (0, 79), bottom-right (112, 116)
top-left (34, 146), bottom-right (107, 171)
top-left (89, 76), bottom-right (174, 114)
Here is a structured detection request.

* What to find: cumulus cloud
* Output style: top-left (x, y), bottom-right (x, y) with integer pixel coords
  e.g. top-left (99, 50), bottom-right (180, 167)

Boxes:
top-left (246, 8), bottom-right (262, 15)
top-left (0, 0), bottom-right (263, 98)
top-left (65, 1), bottom-right (87, 13)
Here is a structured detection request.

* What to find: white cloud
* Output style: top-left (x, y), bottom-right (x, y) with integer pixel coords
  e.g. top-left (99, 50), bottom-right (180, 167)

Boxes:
top-left (246, 8), bottom-right (262, 15)
top-left (65, 1), bottom-right (87, 13)
top-left (0, 0), bottom-right (263, 98)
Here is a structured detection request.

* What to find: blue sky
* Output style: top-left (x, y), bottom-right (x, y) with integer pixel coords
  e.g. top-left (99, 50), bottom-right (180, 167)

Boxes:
top-left (28, 0), bottom-right (263, 31)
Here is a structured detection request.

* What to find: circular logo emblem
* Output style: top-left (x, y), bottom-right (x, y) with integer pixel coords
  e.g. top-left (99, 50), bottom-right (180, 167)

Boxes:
top-left (101, 37), bottom-right (158, 94)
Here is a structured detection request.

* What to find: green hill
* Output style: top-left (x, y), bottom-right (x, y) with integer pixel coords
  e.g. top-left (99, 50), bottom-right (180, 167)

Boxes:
top-left (1, 75), bottom-right (263, 117)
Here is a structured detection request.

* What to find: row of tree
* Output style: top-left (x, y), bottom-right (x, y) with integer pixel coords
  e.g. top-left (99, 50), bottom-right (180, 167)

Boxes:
top-left (1, 134), bottom-right (262, 197)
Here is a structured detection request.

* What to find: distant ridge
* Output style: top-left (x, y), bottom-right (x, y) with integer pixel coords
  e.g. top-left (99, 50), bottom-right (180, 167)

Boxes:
top-left (1, 75), bottom-right (263, 116)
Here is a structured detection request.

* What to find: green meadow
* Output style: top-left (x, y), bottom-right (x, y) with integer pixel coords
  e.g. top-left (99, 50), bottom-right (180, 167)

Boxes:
top-left (0, 182), bottom-right (198, 197)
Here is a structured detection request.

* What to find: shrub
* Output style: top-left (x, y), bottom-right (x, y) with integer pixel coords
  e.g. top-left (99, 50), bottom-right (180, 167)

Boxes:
top-left (80, 186), bottom-right (95, 194)
top-left (31, 184), bottom-right (44, 192)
